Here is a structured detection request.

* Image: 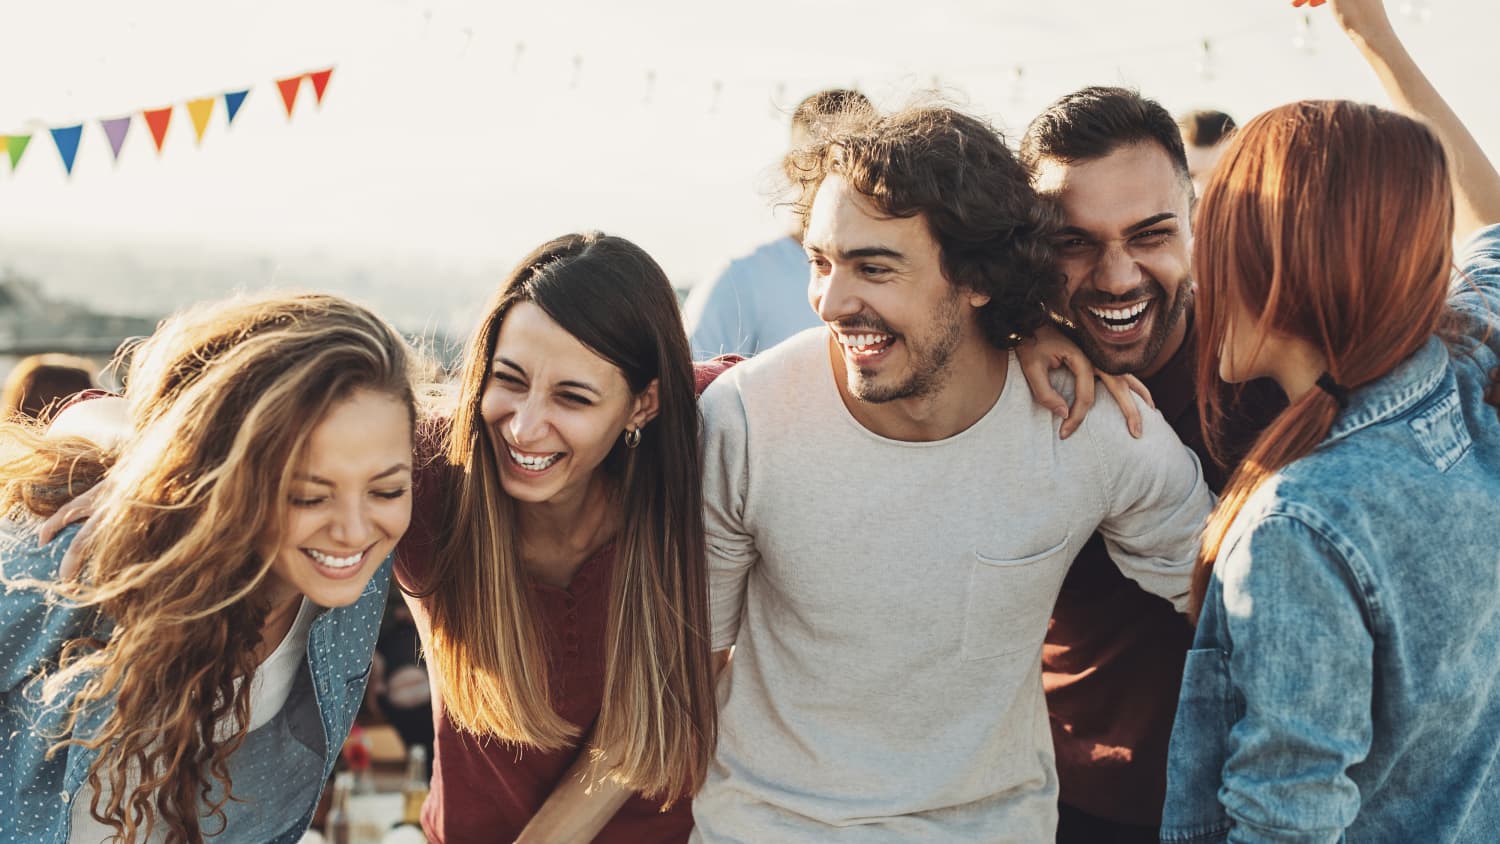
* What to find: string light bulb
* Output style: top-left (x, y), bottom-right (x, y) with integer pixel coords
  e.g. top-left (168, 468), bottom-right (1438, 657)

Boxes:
top-left (1400, 0), bottom-right (1433, 23)
top-left (1293, 13), bottom-right (1318, 54)
top-left (1195, 38), bottom-right (1215, 80)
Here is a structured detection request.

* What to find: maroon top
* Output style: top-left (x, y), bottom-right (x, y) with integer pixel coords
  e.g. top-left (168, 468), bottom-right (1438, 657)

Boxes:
top-left (396, 358), bottom-right (738, 844)
top-left (1043, 316), bottom-right (1283, 825)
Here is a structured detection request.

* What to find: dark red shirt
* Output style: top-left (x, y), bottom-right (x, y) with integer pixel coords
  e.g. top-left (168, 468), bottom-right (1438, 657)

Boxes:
top-left (396, 358), bottom-right (738, 843)
top-left (400, 536), bottom-right (693, 844)
top-left (1043, 316), bottom-right (1283, 825)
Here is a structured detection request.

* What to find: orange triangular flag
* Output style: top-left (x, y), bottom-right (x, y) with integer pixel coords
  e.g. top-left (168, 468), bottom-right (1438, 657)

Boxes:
top-left (186, 97), bottom-right (215, 145)
top-left (276, 75), bottom-right (303, 119)
top-left (143, 106), bottom-right (173, 154)
top-left (307, 67), bottom-right (334, 105)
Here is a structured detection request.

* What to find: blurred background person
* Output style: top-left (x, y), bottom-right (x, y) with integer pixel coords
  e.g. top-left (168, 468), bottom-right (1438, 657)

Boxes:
top-left (1177, 108), bottom-right (1237, 197)
top-left (0, 353), bottom-right (96, 422)
top-left (682, 88), bottom-right (873, 360)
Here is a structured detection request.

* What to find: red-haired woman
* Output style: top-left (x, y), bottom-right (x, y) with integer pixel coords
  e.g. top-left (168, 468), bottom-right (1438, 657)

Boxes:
top-left (1162, 2), bottom-right (1500, 842)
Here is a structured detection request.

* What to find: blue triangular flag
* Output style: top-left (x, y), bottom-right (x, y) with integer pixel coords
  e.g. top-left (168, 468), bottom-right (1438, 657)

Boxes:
top-left (224, 89), bottom-right (249, 126)
top-left (51, 125), bottom-right (83, 175)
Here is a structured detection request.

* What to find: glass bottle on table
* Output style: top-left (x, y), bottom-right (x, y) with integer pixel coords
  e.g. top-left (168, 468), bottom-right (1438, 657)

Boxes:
top-left (379, 745), bottom-right (429, 844)
top-left (325, 771), bottom-right (354, 844)
top-left (399, 744), bottom-right (429, 826)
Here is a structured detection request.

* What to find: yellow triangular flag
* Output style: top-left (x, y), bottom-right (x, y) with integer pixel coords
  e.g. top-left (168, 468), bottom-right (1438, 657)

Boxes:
top-left (186, 97), bottom-right (216, 145)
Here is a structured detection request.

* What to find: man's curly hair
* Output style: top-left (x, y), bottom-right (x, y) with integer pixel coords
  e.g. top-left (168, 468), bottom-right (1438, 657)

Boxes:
top-left (783, 104), bottom-right (1062, 350)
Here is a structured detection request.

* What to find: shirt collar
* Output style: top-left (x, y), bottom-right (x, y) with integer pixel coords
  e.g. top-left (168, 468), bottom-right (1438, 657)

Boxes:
top-left (1322, 336), bottom-right (1449, 446)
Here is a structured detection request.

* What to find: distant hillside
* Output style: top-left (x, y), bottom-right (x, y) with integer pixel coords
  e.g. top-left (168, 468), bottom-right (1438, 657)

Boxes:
top-left (0, 268), bottom-right (161, 358)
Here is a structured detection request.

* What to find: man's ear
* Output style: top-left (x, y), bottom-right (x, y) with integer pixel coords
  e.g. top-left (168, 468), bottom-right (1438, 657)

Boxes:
top-left (629, 379), bottom-right (661, 429)
top-left (967, 289), bottom-right (992, 309)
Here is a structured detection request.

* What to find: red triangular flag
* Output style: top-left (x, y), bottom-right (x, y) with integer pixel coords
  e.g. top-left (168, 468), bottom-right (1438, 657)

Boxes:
top-left (143, 106), bottom-right (173, 154)
top-left (307, 67), bottom-right (334, 105)
top-left (276, 75), bottom-right (303, 118)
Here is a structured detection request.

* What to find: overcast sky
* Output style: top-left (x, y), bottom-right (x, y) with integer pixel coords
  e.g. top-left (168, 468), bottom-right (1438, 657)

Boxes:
top-left (1, 0), bottom-right (1494, 300)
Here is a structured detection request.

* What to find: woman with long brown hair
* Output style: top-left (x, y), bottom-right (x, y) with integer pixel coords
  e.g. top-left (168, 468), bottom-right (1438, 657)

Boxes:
top-left (1162, 1), bottom-right (1500, 841)
top-left (0, 293), bottom-right (417, 844)
top-left (397, 232), bottom-right (722, 843)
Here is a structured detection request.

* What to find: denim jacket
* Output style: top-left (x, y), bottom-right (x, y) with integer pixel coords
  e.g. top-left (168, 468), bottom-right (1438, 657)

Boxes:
top-left (0, 525), bottom-right (390, 843)
top-left (1162, 225), bottom-right (1500, 843)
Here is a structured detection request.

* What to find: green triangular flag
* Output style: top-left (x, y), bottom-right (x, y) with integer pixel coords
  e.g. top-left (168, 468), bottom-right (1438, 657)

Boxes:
top-left (6, 134), bottom-right (31, 170)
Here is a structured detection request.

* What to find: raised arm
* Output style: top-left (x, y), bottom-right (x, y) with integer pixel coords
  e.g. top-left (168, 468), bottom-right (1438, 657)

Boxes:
top-left (1015, 322), bottom-right (1151, 439)
top-left (1304, 0), bottom-right (1500, 235)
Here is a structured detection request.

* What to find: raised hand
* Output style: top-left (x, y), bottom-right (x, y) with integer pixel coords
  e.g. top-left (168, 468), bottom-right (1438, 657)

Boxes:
top-left (1292, 0), bottom-right (1396, 42)
top-left (1016, 323), bottom-right (1151, 439)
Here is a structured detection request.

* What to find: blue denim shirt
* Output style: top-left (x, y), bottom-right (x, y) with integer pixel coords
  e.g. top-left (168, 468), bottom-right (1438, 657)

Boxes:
top-left (1162, 225), bottom-right (1500, 843)
top-left (0, 525), bottom-right (390, 843)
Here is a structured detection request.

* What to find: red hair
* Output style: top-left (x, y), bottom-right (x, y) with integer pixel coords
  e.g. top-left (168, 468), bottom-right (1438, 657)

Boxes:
top-left (1191, 100), bottom-right (1454, 620)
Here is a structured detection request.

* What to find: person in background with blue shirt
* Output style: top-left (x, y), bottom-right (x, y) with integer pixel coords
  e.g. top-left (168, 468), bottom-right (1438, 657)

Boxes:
top-left (0, 293), bottom-right (417, 844)
top-left (683, 89), bottom-right (872, 360)
top-left (1162, 0), bottom-right (1500, 841)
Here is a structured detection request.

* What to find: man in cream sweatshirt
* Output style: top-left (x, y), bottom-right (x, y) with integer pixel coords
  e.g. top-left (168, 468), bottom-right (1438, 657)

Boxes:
top-left (693, 103), bottom-right (1213, 843)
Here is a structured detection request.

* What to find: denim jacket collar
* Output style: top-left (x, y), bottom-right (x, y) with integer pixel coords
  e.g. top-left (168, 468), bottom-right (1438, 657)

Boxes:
top-left (1322, 336), bottom-right (1448, 447)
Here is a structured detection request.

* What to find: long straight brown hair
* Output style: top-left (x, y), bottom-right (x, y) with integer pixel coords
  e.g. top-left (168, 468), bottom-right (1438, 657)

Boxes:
top-left (1191, 100), bottom-right (1455, 620)
top-left (411, 233), bottom-right (716, 800)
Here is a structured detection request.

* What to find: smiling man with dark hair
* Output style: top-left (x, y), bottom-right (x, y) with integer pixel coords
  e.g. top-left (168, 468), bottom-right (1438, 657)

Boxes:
top-left (1020, 86), bottom-right (1282, 844)
top-left (692, 102), bottom-right (1214, 843)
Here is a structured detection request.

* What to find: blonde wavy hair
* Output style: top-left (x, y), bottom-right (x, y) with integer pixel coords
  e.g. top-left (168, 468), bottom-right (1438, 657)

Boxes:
top-left (0, 292), bottom-right (416, 843)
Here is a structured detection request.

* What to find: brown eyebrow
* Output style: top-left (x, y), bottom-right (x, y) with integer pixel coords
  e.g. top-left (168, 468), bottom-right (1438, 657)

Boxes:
top-left (1057, 212), bottom-right (1179, 241)
top-left (493, 355), bottom-right (604, 397)
top-left (806, 244), bottom-right (907, 262)
top-left (296, 464), bottom-right (412, 487)
top-left (1123, 212), bottom-right (1178, 235)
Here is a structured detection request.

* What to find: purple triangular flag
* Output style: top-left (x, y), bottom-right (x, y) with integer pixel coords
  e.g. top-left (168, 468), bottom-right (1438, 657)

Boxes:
top-left (101, 116), bottom-right (131, 161)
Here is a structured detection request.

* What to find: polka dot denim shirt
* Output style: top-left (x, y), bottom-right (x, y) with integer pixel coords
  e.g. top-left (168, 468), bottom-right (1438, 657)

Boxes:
top-left (0, 525), bottom-right (391, 843)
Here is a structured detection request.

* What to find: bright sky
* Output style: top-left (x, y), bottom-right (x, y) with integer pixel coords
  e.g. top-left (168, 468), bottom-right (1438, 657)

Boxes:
top-left (1, 0), bottom-right (1495, 311)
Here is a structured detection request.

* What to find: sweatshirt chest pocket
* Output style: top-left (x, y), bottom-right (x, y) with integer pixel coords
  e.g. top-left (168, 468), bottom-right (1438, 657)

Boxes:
top-left (960, 537), bottom-right (1070, 662)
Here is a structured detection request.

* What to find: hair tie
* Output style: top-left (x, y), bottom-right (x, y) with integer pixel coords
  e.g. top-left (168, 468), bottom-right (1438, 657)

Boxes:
top-left (1315, 372), bottom-right (1349, 410)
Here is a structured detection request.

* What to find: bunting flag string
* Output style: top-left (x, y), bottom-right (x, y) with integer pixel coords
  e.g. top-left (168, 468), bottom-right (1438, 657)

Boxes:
top-left (102, 116), bottom-right (132, 162)
top-left (276, 75), bottom-right (304, 119)
top-left (308, 68), bottom-right (334, 105)
top-left (186, 97), bottom-right (216, 145)
top-left (224, 90), bottom-right (249, 126)
top-left (143, 106), bottom-right (173, 155)
top-left (1, 66), bottom-right (335, 178)
top-left (6, 135), bottom-right (30, 170)
top-left (50, 126), bottom-right (83, 175)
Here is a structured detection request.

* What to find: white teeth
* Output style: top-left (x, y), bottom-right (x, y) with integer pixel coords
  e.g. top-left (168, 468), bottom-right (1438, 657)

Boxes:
top-left (1087, 301), bottom-right (1151, 333)
top-left (840, 333), bottom-right (892, 352)
top-left (1087, 301), bottom-right (1150, 322)
top-left (307, 548), bottom-right (363, 569)
top-left (509, 446), bottom-right (562, 471)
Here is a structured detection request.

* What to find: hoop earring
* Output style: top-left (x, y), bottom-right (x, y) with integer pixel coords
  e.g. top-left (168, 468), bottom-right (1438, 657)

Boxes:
top-left (624, 427), bottom-right (642, 449)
